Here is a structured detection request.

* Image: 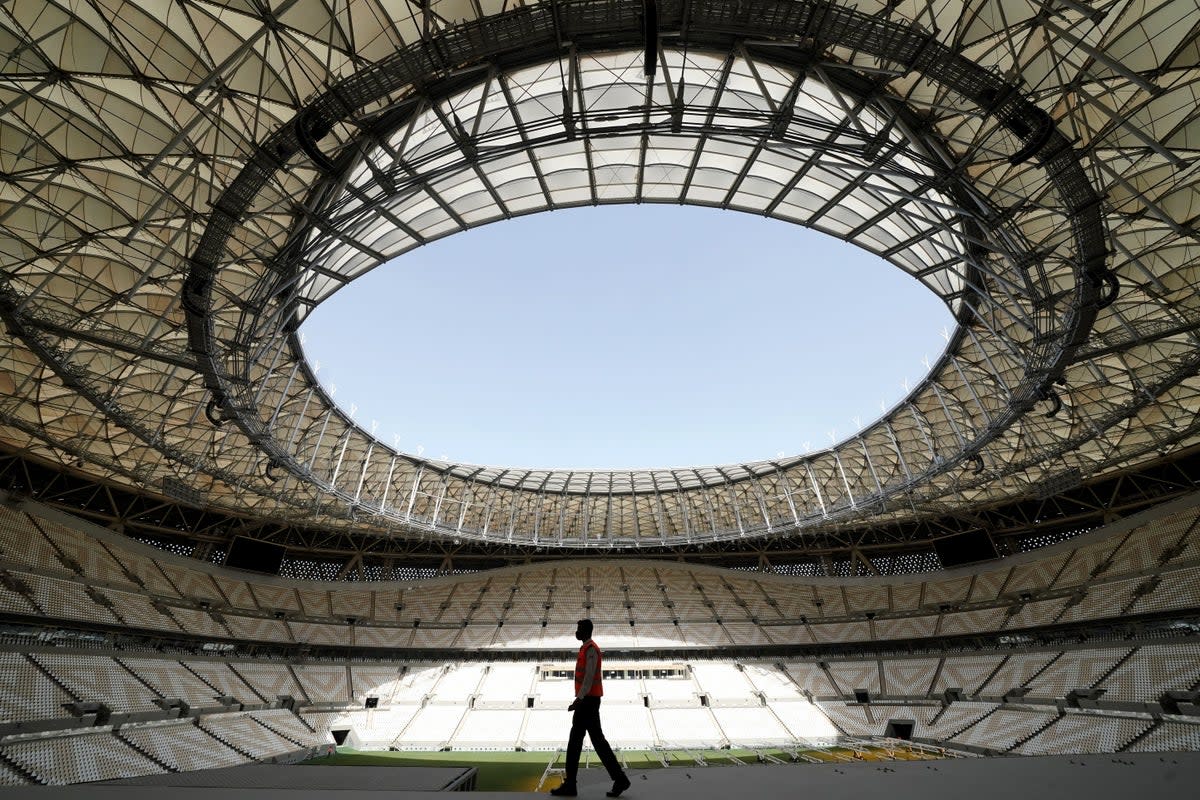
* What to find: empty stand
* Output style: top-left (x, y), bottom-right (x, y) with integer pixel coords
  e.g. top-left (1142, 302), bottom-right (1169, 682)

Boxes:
top-left (644, 675), bottom-right (700, 707)
top-left (743, 663), bottom-right (802, 699)
top-left (920, 702), bottom-right (994, 740)
top-left (0, 652), bottom-right (75, 722)
top-left (199, 712), bottom-right (305, 759)
top-left (0, 496), bottom-right (1196, 783)
top-left (710, 706), bottom-right (793, 743)
top-left (882, 659), bottom-right (938, 696)
top-left (394, 705), bottom-right (466, 749)
top-left (815, 703), bottom-right (877, 736)
top-left (118, 719), bottom-right (246, 771)
top-left (30, 654), bottom-right (161, 713)
top-left (1023, 648), bottom-right (1131, 699)
top-left (104, 592), bottom-right (181, 632)
top-left (0, 759), bottom-right (27, 786)
top-left (600, 705), bottom-right (657, 747)
top-left (429, 663), bottom-right (485, 702)
top-left (1098, 643), bottom-right (1200, 702)
top-left (293, 664), bottom-right (350, 703)
top-left (1126, 721), bottom-right (1200, 752)
top-left (1129, 567), bottom-right (1200, 615)
top-left (164, 607), bottom-right (229, 640)
top-left (0, 730), bottom-right (163, 784)
top-left (18, 573), bottom-right (121, 626)
top-left (305, 706), bottom-right (420, 748)
top-left (249, 709), bottom-right (322, 747)
top-left (1015, 714), bottom-right (1151, 755)
top-left (475, 663), bottom-right (537, 707)
top-left (452, 709), bottom-right (524, 748)
top-left (535, 673), bottom-right (577, 709)
top-left (350, 664), bottom-right (403, 705)
top-left (0, 498), bottom-right (1198, 652)
top-left (232, 662), bottom-right (307, 703)
top-left (181, 661), bottom-right (259, 703)
top-left (825, 660), bottom-right (881, 695)
top-left (521, 709), bottom-right (567, 749)
top-left (935, 655), bottom-right (1006, 695)
top-left (691, 662), bottom-right (758, 703)
top-left (949, 708), bottom-right (1059, 752)
top-left (976, 653), bottom-right (1058, 697)
top-left (118, 658), bottom-right (223, 706)
top-left (0, 509), bottom-right (63, 571)
top-left (222, 615), bottom-right (292, 643)
top-left (780, 661), bottom-right (840, 698)
top-left (290, 622), bottom-right (349, 647)
top-left (650, 707), bottom-right (724, 747)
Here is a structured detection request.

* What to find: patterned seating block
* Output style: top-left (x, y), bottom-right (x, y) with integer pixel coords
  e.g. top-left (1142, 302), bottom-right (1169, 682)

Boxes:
top-left (1, 732), bottom-right (163, 784)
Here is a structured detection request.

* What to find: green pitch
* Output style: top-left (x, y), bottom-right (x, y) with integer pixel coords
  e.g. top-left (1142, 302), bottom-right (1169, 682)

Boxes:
top-left (301, 745), bottom-right (933, 791)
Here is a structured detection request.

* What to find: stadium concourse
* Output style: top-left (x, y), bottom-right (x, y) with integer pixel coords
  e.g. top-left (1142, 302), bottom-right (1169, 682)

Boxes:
top-left (2, 0), bottom-right (1200, 793)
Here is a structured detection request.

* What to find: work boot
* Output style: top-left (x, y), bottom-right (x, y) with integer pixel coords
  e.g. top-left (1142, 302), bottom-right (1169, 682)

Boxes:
top-left (550, 783), bottom-right (577, 797)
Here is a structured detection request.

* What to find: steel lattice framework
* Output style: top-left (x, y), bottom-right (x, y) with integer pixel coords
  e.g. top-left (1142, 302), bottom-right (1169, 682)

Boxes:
top-left (1, 0), bottom-right (1199, 553)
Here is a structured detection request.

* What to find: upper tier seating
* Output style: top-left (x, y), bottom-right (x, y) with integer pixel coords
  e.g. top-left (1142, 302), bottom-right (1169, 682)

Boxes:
top-left (293, 664), bottom-right (351, 703)
top-left (350, 664), bottom-right (405, 704)
top-left (882, 659), bottom-right (938, 696)
top-left (180, 661), bottom-right (259, 702)
top-left (0, 495), bottom-right (1195, 651)
top-left (1022, 649), bottom-right (1131, 699)
top-left (30, 654), bottom-right (161, 713)
top-left (118, 658), bottom-right (224, 706)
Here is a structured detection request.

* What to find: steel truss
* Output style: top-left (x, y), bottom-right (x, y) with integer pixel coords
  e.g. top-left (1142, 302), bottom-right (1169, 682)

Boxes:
top-left (0, 0), bottom-right (1198, 552)
top-left (4, 444), bottom-right (1200, 578)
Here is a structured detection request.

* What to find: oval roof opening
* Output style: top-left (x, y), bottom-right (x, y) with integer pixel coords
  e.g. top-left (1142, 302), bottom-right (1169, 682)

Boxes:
top-left (300, 204), bottom-right (955, 470)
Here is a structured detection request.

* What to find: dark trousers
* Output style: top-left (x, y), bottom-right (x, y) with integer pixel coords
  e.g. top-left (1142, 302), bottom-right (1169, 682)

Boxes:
top-left (565, 696), bottom-right (624, 785)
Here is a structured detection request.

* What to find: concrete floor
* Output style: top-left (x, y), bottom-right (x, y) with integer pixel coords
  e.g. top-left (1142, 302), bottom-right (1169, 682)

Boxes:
top-left (0, 751), bottom-right (1195, 799)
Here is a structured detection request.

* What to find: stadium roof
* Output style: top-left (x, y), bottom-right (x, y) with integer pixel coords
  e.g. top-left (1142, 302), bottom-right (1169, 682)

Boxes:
top-left (1, 0), bottom-right (1199, 554)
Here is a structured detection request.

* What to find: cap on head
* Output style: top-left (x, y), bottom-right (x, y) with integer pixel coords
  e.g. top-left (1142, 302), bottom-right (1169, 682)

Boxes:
top-left (576, 619), bottom-right (593, 640)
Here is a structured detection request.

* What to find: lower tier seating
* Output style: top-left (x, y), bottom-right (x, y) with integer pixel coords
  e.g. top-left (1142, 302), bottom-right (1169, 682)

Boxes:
top-left (1, 645), bottom-right (1197, 784)
top-left (0, 730), bottom-right (163, 785)
top-left (198, 712), bottom-right (308, 760)
top-left (118, 720), bottom-right (247, 771)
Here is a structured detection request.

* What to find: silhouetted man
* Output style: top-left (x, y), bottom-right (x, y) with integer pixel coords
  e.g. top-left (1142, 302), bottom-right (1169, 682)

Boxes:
top-left (551, 619), bottom-right (631, 798)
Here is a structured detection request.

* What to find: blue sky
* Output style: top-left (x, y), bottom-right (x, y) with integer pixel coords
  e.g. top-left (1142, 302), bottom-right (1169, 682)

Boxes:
top-left (301, 204), bottom-right (953, 469)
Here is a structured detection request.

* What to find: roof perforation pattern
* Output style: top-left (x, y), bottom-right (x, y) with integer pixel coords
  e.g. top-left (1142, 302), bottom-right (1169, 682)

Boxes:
top-left (0, 0), bottom-right (1197, 548)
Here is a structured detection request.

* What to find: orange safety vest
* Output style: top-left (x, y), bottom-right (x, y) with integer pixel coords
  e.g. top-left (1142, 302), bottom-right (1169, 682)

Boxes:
top-left (574, 639), bottom-right (604, 697)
